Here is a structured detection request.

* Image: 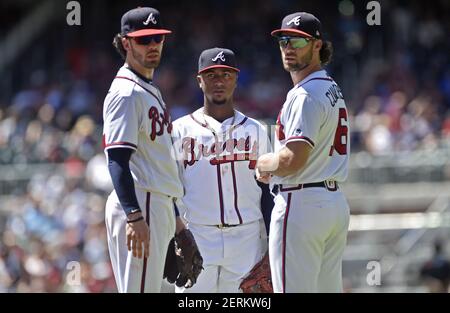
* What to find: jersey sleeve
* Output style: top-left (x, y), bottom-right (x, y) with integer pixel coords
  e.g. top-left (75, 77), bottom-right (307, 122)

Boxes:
top-left (282, 93), bottom-right (323, 149)
top-left (103, 94), bottom-right (140, 151)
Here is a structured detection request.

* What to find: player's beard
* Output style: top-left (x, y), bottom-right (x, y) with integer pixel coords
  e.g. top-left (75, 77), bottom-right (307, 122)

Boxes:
top-left (207, 89), bottom-right (233, 106)
top-left (283, 45), bottom-right (313, 72)
top-left (208, 95), bottom-right (227, 105)
top-left (213, 99), bottom-right (226, 105)
top-left (131, 45), bottom-right (161, 69)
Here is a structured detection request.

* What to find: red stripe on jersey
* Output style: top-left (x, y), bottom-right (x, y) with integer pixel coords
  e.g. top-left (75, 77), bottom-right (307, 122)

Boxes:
top-left (282, 192), bottom-right (292, 293)
top-left (231, 162), bottom-right (243, 225)
top-left (140, 192), bottom-right (151, 293)
top-left (235, 116), bottom-right (248, 129)
top-left (295, 77), bottom-right (334, 90)
top-left (286, 136), bottom-right (315, 147)
top-left (328, 146), bottom-right (334, 156)
top-left (104, 141), bottom-right (137, 149)
top-left (115, 76), bottom-right (166, 109)
top-left (276, 110), bottom-right (285, 140)
top-left (190, 114), bottom-right (208, 128)
top-left (216, 164), bottom-right (225, 225)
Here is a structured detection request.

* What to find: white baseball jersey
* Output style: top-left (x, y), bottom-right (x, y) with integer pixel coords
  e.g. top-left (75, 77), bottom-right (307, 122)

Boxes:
top-left (269, 69), bottom-right (350, 293)
top-left (172, 109), bottom-right (271, 226)
top-left (103, 65), bottom-right (183, 198)
top-left (104, 65), bottom-right (181, 293)
top-left (172, 109), bottom-right (270, 293)
top-left (274, 69), bottom-right (350, 184)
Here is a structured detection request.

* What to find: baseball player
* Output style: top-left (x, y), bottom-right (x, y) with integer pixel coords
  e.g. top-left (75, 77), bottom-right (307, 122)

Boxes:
top-left (103, 7), bottom-right (186, 293)
top-left (172, 48), bottom-right (273, 293)
top-left (256, 12), bottom-right (350, 293)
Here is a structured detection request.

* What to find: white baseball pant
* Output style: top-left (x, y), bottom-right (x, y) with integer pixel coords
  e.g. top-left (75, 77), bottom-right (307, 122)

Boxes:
top-left (175, 220), bottom-right (266, 293)
top-left (105, 188), bottom-right (175, 293)
top-left (269, 186), bottom-right (350, 293)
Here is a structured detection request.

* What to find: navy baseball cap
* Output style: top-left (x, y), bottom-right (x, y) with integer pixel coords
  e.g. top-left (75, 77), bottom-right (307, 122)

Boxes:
top-left (271, 12), bottom-right (322, 39)
top-left (121, 7), bottom-right (171, 37)
top-left (198, 48), bottom-right (240, 74)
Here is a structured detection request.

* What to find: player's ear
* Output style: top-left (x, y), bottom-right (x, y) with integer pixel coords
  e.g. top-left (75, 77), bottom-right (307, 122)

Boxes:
top-left (314, 39), bottom-right (323, 52)
top-left (196, 75), bottom-right (203, 88)
top-left (122, 36), bottom-right (131, 52)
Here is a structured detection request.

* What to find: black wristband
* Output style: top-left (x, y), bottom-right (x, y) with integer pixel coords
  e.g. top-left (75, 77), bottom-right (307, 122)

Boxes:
top-left (126, 216), bottom-right (144, 224)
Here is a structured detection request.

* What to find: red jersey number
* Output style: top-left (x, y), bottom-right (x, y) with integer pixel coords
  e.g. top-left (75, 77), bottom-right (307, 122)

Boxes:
top-left (331, 108), bottom-right (348, 156)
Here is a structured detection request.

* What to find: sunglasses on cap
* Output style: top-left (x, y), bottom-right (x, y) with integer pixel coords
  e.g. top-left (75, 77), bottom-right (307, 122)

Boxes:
top-left (278, 36), bottom-right (313, 49)
top-left (130, 34), bottom-right (164, 45)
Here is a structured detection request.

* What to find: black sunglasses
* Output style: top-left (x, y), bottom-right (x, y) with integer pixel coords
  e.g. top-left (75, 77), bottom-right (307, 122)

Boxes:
top-left (131, 35), bottom-right (164, 45)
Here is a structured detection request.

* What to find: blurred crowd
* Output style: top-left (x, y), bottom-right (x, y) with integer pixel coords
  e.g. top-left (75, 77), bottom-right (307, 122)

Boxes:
top-left (0, 0), bottom-right (449, 292)
top-left (0, 107), bottom-right (115, 291)
top-left (420, 239), bottom-right (450, 293)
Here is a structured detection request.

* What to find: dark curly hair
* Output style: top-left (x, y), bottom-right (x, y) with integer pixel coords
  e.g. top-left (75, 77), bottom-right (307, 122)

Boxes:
top-left (319, 40), bottom-right (333, 66)
top-left (113, 33), bottom-right (126, 60)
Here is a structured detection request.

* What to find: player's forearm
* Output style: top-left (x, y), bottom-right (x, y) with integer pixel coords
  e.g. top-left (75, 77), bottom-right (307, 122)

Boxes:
top-left (274, 149), bottom-right (305, 177)
top-left (258, 148), bottom-right (308, 178)
top-left (107, 148), bottom-right (141, 216)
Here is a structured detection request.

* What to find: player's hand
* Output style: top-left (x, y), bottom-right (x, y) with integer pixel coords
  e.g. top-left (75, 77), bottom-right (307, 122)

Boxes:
top-left (256, 167), bottom-right (272, 184)
top-left (126, 212), bottom-right (150, 259)
top-left (256, 153), bottom-right (277, 184)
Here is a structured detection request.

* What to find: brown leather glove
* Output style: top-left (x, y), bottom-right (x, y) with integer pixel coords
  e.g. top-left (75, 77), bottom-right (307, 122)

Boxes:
top-left (240, 252), bottom-right (273, 293)
top-left (163, 237), bottom-right (178, 284)
top-left (164, 229), bottom-right (203, 288)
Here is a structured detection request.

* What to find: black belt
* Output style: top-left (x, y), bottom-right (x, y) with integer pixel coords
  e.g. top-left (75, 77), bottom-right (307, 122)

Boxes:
top-left (272, 181), bottom-right (338, 194)
top-left (215, 223), bottom-right (240, 229)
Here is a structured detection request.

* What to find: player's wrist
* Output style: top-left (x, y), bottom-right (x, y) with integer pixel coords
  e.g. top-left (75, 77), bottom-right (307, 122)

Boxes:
top-left (127, 209), bottom-right (142, 220)
top-left (126, 216), bottom-right (144, 224)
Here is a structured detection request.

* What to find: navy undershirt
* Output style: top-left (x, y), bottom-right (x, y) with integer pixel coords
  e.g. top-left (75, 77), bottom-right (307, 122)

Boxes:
top-left (257, 180), bottom-right (274, 236)
top-left (107, 148), bottom-right (141, 215)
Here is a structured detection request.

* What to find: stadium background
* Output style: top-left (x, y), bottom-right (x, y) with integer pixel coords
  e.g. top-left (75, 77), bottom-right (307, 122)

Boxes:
top-left (0, 0), bottom-right (449, 292)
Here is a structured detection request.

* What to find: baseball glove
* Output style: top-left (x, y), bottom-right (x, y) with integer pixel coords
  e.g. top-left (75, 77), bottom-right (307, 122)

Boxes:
top-left (240, 252), bottom-right (273, 293)
top-left (163, 238), bottom-right (178, 284)
top-left (163, 229), bottom-right (203, 288)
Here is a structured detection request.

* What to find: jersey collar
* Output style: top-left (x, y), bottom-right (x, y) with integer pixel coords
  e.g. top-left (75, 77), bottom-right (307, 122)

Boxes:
top-left (293, 69), bottom-right (329, 90)
top-left (123, 65), bottom-right (153, 85)
top-left (191, 108), bottom-right (247, 132)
